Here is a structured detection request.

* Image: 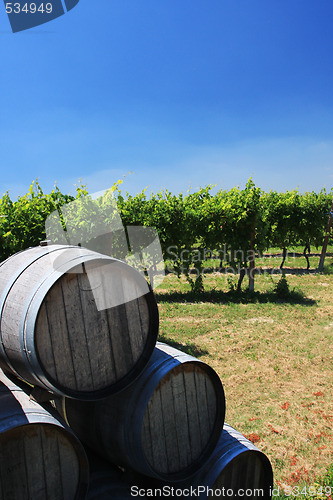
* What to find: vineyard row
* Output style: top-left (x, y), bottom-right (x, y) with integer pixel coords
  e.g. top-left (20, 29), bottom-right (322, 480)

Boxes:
top-left (0, 180), bottom-right (332, 289)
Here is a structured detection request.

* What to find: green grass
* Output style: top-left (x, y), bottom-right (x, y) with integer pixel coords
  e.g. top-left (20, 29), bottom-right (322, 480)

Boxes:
top-left (155, 248), bottom-right (333, 490)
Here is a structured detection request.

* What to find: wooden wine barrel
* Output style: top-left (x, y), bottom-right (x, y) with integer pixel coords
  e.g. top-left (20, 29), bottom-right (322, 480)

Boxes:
top-left (0, 244), bottom-right (158, 399)
top-left (173, 423), bottom-right (273, 499)
top-left (0, 370), bottom-right (89, 500)
top-left (56, 342), bottom-right (225, 481)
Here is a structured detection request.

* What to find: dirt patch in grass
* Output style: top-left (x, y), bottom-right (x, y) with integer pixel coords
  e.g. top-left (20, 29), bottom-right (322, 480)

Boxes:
top-left (246, 317), bottom-right (275, 324)
top-left (164, 316), bottom-right (211, 324)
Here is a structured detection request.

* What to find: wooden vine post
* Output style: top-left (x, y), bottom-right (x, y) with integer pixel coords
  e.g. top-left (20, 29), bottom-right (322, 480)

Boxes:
top-left (248, 221), bottom-right (255, 292)
top-left (318, 199), bottom-right (333, 272)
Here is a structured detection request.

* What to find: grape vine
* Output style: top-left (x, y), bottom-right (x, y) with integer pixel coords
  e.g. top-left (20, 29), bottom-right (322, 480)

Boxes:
top-left (0, 180), bottom-right (332, 292)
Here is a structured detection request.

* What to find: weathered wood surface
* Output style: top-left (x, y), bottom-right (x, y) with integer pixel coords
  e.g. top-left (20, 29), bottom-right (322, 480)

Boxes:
top-left (141, 363), bottom-right (218, 474)
top-left (57, 342), bottom-right (225, 481)
top-left (0, 245), bottom-right (158, 398)
top-left (0, 370), bottom-right (88, 500)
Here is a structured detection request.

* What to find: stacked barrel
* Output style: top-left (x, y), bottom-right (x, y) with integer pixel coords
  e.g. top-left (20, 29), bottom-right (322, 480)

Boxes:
top-left (0, 244), bottom-right (158, 399)
top-left (55, 342), bottom-right (225, 482)
top-left (0, 244), bottom-right (273, 499)
top-left (0, 371), bottom-right (89, 500)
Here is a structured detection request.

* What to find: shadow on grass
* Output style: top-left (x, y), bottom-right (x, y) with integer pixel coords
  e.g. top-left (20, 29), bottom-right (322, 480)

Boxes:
top-left (156, 288), bottom-right (316, 306)
top-left (157, 335), bottom-right (210, 358)
top-left (323, 262), bottom-right (333, 275)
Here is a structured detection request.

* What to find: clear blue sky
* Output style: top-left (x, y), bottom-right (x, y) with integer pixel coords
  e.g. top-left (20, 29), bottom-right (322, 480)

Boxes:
top-left (1, 0), bottom-right (333, 199)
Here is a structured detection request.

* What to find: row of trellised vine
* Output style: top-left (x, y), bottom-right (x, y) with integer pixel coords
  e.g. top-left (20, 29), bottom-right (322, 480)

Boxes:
top-left (0, 179), bottom-right (332, 291)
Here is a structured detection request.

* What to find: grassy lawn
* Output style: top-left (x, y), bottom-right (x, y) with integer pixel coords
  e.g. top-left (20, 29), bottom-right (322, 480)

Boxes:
top-left (155, 247), bottom-right (333, 491)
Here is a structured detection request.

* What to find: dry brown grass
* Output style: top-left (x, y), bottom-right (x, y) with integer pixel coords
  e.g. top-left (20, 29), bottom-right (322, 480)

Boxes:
top-left (155, 262), bottom-right (333, 486)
